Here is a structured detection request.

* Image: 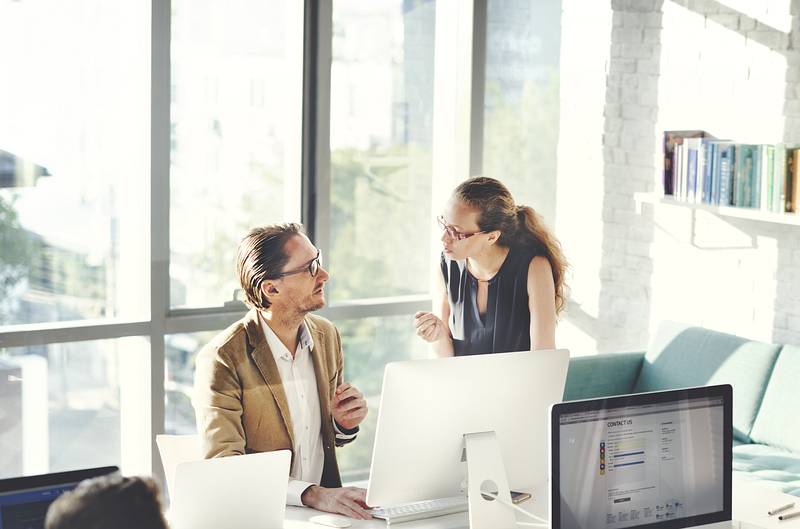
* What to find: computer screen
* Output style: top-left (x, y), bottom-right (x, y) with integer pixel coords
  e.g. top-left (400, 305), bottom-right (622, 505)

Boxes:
top-left (551, 385), bottom-right (732, 529)
top-left (0, 466), bottom-right (118, 529)
top-left (367, 349), bottom-right (570, 507)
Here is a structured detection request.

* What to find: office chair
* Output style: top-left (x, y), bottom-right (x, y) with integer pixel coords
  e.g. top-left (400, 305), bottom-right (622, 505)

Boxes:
top-left (155, 434), bottom-right (202, 502)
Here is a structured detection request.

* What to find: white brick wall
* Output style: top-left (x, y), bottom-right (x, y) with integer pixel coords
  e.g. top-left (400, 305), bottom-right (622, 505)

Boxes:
top-left (559, 0), bottom-right (800, 353)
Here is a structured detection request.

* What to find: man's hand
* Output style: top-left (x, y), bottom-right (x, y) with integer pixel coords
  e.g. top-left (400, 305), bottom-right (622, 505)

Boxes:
top-left (332, 383), bottom-right (367, 431)
top-left (414, 311), bottom-right (447, 342)
top-left (301, 485), bottom-right (372, 520)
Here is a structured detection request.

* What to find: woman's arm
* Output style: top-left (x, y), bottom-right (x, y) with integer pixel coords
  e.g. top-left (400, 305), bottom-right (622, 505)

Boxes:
top-left (414, 265), bottom-right (454, 357)
top-left (527, 256), bottom-right (557, 350)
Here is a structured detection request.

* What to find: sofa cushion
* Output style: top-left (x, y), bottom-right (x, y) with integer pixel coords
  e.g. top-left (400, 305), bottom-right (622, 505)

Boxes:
top-left (564, 351), bottom-right (645, 401)
top-left (634, 321), bottom-right (781, 442)
top-left (733, 443), bottom-right (800, 497)
top-left (749, 345), bottom-right (800, 452)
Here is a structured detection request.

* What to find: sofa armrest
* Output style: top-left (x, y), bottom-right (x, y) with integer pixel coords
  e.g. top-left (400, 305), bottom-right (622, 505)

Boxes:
top-left (563, 351), bottom-right (646, 401)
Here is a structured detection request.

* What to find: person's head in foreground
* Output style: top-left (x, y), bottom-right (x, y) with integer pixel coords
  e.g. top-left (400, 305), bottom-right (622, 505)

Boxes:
top-left (45, 475), bottom-right (169, 529)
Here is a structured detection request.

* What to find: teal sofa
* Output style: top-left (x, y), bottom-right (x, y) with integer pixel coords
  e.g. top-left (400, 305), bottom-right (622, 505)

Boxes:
top-left (563, 321), bottom-right (800, 496)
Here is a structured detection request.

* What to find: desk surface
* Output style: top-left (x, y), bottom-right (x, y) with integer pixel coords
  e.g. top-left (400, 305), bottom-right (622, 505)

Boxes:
top-left (283, 480), bottom-right (799, 529)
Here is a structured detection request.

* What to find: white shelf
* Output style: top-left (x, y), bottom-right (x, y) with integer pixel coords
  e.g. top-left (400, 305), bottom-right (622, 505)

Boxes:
top-left (633, 193), bottom-right (800, 227)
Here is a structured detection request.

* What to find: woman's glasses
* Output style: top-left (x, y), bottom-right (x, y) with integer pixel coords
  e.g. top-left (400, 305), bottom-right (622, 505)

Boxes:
top-left (437, 216), bottom-right (485, 241)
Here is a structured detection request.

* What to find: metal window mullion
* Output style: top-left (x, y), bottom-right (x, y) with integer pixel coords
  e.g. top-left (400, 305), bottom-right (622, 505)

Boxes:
top-left (470, 0), bottom-right (488, 177)
top-left (161, 296), bottom-right (432, 334)
top-left (302, 0), bottom-right (332, 257)
top-left (0, 321), bottom-right (152, 349)
top-left (149, 0), bottom-right (171, 483)
top-left (319, 296), bottom-right (431, 321)
top-left (164, 310), bottom-right (247, 335)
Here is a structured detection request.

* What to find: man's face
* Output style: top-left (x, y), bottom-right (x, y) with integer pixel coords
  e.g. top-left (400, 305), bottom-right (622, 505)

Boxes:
top-left (268, 234), bottom-right (329, 315)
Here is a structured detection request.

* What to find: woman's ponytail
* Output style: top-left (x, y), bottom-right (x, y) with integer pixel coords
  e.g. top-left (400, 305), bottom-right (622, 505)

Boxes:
top-left (515, 205), bottom-right (569, 316)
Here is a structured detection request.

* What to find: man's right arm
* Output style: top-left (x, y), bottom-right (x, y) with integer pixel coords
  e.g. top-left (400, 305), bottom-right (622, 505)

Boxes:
top-left (192, 345), bottom-right (246, 458)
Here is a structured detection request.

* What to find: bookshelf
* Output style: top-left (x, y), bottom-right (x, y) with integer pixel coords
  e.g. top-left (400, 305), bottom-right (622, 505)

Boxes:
top-left (634, 192), bottom-right (800, 227)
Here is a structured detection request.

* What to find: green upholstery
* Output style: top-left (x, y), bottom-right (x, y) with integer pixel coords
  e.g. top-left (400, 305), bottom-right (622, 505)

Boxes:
top-left (733, 443), bottom-right (800, 496)
top-left (563, 351), bottom-right (644, 401)
top-left (563, 321), bottom-right (798, 496)
top-left (633, 321), bottom-right (781, 442)
top-left (750, 345), bottom-right (800, 453)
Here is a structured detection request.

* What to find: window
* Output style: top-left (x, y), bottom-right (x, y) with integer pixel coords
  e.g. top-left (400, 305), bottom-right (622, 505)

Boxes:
top-left (0, 337), bottom-right (148, 478)
top-left (483, 0), bottom-right (561, 225)
top-left (169, 0), bottom-right (304, 309)
top-left (328, 0), bottom-right (436, 301)
top-left (0, 0), bottom-right (504, 483)
top-left (0, 1), bottom-right (150, 326)
top-left (165, 331), bottom-right (217, 435)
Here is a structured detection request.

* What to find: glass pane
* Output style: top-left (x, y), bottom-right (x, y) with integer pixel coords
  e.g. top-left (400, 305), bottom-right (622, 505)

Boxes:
top-left (483, 0), bottom-right (561, 225)
top-left (170, 1), bottom-right (304, 309)
top-left (0, 2), bottom-right (150, 326)
top-left (329, 0), bottom-right (436, 301)
top-left (335, 315), bottom-right (428, 481)
top-left (0, 337), bottom-right (148, 479)
top-left (165, 331), bottom-right (217, 435)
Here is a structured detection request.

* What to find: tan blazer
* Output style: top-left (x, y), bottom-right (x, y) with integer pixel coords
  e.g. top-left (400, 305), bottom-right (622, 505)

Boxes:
top-left (192, 309), bottom-right (352, 488)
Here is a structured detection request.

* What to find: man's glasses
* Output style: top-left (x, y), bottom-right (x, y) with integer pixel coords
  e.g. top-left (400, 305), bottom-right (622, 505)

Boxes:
top-left (273, 249), bottom-right (322, 278)
top-left (437, 216), bottom-right (485, 241)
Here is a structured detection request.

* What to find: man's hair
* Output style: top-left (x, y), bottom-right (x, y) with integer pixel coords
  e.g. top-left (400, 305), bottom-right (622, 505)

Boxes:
top-left (237, 223), bottom-right (303, 310)
top-left (45, 475), bottom-right (168, 529)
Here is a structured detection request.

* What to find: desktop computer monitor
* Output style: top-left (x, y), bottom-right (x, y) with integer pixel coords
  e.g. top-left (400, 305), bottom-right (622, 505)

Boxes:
top-left (366, 349), bottom-right (570, 507)
top-left (0, 466), bottom-right (118, 529)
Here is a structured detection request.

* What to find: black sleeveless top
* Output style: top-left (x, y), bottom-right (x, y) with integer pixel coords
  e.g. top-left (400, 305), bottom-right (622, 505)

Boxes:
top-left (440, 246), bottom-right (538, 356)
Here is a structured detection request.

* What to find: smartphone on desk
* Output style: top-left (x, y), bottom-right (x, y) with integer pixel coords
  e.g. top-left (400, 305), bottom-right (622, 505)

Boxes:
top-left (510, 491), bottom-right (531, 504)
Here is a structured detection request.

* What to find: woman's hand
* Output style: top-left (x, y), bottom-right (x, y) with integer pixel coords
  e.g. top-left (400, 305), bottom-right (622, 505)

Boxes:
top-left (414, 311), bottom-right (447, 342)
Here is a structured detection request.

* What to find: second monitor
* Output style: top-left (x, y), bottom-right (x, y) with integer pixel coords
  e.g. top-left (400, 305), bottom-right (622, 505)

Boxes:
top-left (366, 349), bottom-right (570, 507)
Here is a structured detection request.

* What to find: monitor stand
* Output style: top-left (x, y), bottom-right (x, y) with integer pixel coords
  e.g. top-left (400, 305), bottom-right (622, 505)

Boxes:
top-left (462, 431), bottom-right (517, 529)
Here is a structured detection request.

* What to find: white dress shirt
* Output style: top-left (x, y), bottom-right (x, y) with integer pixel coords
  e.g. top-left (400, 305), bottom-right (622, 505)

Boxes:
top-left (259, 314), bottom-right (356, 506)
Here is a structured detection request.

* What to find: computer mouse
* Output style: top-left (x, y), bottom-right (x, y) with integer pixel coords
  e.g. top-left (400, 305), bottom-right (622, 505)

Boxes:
top-left (309, 514), bottom-right (352, 528)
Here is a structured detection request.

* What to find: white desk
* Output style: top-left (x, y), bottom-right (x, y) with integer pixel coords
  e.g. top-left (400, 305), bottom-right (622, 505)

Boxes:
top-left (731, 480), bottom-right (799, 528)
top-left (282, 479), bottom-right (799, 528)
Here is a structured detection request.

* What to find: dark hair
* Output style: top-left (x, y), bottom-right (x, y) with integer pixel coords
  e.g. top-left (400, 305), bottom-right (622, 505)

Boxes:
top-left (453, 177), bottom-right (569, 315)
top-left (237, 223), bottom-right (303, 310)
top-left (45, 475), bottom-right (168, 529)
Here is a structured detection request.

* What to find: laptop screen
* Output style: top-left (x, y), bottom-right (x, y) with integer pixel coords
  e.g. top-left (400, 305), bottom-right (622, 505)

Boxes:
top-left (0, 467), bottom-right (118, 529)
top-left (551, 385), bottom-right (732, 529)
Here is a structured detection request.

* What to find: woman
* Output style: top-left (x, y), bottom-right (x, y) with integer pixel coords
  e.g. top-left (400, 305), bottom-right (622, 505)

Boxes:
top-left (414, 177), bottom-right (568, 356)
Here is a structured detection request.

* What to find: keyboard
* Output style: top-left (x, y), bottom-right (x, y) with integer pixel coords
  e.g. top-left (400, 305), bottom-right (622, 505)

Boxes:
top-left (370, 496), bottom-right (468, 524)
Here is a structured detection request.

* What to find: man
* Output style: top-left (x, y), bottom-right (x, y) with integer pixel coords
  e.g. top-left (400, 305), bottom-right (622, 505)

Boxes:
top-left (193, 223), bottom-right (371, 520)
top-left (45, 475), bottom-right (168, 529)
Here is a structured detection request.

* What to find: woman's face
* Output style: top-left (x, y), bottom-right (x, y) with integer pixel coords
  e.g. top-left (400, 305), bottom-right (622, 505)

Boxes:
top-left (440, 198), bottom-right (492, 260)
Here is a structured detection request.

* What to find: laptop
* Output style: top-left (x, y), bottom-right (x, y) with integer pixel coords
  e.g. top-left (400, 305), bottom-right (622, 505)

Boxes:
top-left (171, 450), bottom-right (290, 529)
top-left (550, 384), bottom-right (760, 529)
top-left (0, 466), bottom-right (118, 529)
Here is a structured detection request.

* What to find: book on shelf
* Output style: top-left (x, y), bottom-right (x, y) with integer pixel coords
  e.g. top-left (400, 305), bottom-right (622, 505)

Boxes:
top-left (773, 146), bottom-right (786, 213)
top-left (663, 130), bottom-right (714, 197)
top-left (717, 143), bottom-right (735, 206)
top-left (787, 148), bottom-right (800, 213)
top-left (761, 145), bottom-right (774, 212)
top-left (662, 131), bottom-right (799, 215)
